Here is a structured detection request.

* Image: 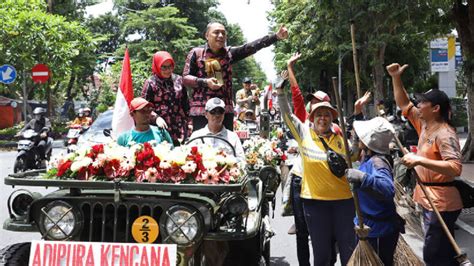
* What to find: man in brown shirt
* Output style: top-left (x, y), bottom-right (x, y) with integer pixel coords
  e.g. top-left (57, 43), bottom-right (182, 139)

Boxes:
top-left (387, 63), bottom-right (462, 266)
top-left (182, 22), bottom-right (288, 131)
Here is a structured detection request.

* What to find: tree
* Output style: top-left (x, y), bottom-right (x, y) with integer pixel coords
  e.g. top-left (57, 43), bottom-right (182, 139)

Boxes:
top-left (452, 1), bottom-right (474, 161)
top-left (0, 0), bottom-right (96, 111)
top-left (271, 0), bottom-right (450, 113)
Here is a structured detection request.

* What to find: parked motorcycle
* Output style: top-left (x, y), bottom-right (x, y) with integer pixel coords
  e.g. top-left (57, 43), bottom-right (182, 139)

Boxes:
top-left (65, 124), bottom-right (89, 153)
top-left (13, 129), bottom-right (52, 173)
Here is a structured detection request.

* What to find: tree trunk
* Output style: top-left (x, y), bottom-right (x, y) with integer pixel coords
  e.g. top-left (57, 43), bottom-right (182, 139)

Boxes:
top-left (66, 75), bottom-right (76, 101)
top-left (452, 1), bottom-right (474, 161)
top-left (461, 62), bottom-right (474, 161)
top-left (372, 43), bottom-right (386, 115)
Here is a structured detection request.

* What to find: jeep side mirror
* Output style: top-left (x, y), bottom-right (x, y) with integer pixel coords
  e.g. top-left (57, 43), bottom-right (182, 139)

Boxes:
top-left (103, 128), bottom-right (112, 137)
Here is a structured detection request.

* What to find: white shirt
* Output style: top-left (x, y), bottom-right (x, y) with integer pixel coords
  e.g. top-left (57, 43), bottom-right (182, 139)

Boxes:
top-left (189, 125), bottom-right (245, 162)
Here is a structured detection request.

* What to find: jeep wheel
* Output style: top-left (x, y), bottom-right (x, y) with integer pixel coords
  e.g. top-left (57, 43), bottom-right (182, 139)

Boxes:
top-left (0, 242), bottom-right (31, 266)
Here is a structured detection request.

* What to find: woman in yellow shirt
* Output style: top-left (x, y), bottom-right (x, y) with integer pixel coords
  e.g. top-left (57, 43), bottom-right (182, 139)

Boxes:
top-left (277, 83), bottom-right (355, 266)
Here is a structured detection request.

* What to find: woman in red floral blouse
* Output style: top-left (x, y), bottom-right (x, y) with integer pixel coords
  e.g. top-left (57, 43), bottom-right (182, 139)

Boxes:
top-left (142, 51), bottom-right (190, 146)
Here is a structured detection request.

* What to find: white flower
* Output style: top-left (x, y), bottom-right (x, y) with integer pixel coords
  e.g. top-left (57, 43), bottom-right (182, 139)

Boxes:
top-left (153, 142), bottom-right (173, 160)
top-left (169, 148), bottom-right (188, 165)
top-left (181, 161), bottom-right (197, 173)
top-left (203, 160), bottom-right (217, 170)
top-left (70, 157), bottom-right (93, 172)
top-left (159, 159), bottom-right (171, 169)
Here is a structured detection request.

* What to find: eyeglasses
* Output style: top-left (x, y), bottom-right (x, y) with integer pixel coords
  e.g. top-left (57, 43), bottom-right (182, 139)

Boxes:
top-left (209, 108), bottom-right (225, 115)
top-left (161, 65), bottom-right (173, 71)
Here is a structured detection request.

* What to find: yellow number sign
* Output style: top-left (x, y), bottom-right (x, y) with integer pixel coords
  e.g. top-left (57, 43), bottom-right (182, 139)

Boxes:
top-left (131, 216), bottom-right (159, 243)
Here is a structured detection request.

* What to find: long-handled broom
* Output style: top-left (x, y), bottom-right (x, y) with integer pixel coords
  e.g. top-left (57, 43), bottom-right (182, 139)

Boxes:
top-left (331, 77), bottom-right (383, 266)
top-left (391, 133), bottom-right (473, 265)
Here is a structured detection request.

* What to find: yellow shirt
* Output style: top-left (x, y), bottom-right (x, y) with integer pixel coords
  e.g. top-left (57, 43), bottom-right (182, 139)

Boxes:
top-left (280, 94), bottom-right (352, 200)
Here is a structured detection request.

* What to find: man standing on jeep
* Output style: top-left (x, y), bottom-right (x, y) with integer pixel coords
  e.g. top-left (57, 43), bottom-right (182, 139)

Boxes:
top-left (182, 22), bottom-right (288, 131)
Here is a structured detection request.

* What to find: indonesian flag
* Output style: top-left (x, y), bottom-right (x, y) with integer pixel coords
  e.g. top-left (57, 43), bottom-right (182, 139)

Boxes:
top-left (268, 83), bottom-right (273, 110)
top-left (111, 48), bottom-right (134, 138)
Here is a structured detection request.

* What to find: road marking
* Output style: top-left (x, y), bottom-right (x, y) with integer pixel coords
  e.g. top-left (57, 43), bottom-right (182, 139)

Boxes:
top-left (456, 220), bottom-right (474, 235)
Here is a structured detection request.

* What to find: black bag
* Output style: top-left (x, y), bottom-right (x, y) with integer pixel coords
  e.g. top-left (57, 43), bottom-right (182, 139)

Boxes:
top-left (318, 136), bottom-right (348, 178)
top-left (454, 179), bottom-right (474, 208)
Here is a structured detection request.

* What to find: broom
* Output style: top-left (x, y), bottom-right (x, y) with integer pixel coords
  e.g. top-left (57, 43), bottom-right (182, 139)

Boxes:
top-left (393, 236), bottom-right (424, 266)
top-left (391, 129), bottom-right (473, 265)
top-left (331, 77), bottom-right (383, 266)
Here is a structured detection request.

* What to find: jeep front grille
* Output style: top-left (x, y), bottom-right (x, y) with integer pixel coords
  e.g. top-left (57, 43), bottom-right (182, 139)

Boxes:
top-left (80, 202), bottom-right (163, 243)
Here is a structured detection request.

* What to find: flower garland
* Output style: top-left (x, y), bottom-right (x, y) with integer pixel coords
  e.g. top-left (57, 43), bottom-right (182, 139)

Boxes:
top-left (242, 136), bottom-right (287, 171)
top-left (46, 141), bottom-right (244, 184)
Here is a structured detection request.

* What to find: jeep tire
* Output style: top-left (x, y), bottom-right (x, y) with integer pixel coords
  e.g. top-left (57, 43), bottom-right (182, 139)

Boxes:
top-left (0, 242), bottom-right (31, 266)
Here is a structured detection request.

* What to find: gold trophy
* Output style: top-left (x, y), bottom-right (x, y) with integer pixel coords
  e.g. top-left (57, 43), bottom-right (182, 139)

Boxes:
top-left (205, 59), bottom-right (224, 87)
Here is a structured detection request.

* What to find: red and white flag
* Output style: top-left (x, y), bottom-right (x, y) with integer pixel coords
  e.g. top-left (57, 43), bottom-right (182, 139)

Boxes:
top-left (111, 48), bottom-right (134, 138)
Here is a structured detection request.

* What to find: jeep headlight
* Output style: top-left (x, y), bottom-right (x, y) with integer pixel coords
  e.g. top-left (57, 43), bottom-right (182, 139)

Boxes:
top-left (163, 205), bottom-right (202, 245)
top-left (39, 201), bottom-right (81, 240)
top-left (8, 190), bottom-right (39, 218)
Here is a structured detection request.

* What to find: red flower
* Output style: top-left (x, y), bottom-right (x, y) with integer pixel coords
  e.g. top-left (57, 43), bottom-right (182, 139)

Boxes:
top-left (104, 159), bottom-right (121, 179)
top-left (281, 153), bottom-right (287, 161)
top-left (77, 167), bottom-right (89, 180)
top-left (91, 144), bottom-right (104, 155)
top-left (57, 160), bottom-right (72, 177)
top-left (191, 146), bottom-right (198, 154)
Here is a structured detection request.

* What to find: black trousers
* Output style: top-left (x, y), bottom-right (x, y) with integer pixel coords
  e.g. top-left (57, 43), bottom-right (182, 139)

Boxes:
top-left (192, 113), bottom-right (234, 132)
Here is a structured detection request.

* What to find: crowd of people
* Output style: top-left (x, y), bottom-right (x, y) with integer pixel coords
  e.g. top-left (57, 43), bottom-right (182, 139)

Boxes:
top-left (44, 20), bottom-right (463, 266)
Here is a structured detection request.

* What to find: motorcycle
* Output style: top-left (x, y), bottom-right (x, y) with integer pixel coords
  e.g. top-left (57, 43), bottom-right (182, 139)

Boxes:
top-left (65, 124), bottom-right (89, 153)
top-left (14, 129), bottom-right (52, 173)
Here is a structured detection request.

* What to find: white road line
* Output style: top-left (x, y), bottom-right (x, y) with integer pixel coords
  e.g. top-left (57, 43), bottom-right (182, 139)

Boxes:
top-left (457, 219), bottom-right (474, 235)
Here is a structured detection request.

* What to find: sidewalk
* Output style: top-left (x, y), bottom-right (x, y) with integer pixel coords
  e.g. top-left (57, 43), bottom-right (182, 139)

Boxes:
top-left (457, 132), bottom-right (474, 237)
top-left (459, 132), bottom-right (473, 183)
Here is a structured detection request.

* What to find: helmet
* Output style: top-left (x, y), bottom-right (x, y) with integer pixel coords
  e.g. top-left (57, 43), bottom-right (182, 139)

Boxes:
top-left (78, 108), bottom-right (85, 118)
top-left (33, 107), bottom-right (46, 115)
top-left (83, 107), bottom-right (91, 116)
top-left (353, 117), bottom-right (395, 155)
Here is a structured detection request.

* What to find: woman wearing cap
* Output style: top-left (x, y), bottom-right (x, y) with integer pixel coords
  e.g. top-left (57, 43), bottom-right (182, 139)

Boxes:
top-left (345, 117), bottom-right (403, 266)
top-left (277, 76), bottom-right (357, 266)
top-left (387, 63), bottom-right (462, 266)
top-left (142, 51), bottom-right (190, 146)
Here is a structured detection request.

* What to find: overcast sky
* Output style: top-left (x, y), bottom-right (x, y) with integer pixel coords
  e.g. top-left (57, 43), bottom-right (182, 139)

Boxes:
top-left (86, 0), bottom-right (276, 80)
top-left (217, 0), bottom-right (276, 81)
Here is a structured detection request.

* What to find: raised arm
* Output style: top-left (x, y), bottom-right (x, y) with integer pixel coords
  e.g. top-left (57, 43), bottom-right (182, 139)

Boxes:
top-left (230, 25), bottom-right (288, 63)
top-left (386, 63), bottom-right (411, 112)
top-left (275, 73), bottom-right (306, 144)
top-left (287, 52), bottom-right (307, 122)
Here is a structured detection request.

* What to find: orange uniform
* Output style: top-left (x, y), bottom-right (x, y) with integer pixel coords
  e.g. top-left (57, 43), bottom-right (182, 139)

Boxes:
top-left (403, 102), bottom-right (462, 211)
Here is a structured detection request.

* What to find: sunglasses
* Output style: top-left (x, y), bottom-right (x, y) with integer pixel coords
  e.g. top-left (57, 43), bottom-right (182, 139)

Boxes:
top-left (209, 108), bottom-right (225, 115)
top-left (161, 65), bottom-right (173, 71)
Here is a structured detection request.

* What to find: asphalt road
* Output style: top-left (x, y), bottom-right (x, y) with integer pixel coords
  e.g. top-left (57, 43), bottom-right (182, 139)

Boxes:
top-left (1, 147), bottom-right (473, 265)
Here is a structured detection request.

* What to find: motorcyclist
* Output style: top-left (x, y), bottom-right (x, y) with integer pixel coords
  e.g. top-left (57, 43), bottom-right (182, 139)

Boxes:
top-left (17, 107), bottom-right (53, 163)
top-left (71, 108), bottom-right (92, 127)
top-left (82, 107), bottom-right (93, 124)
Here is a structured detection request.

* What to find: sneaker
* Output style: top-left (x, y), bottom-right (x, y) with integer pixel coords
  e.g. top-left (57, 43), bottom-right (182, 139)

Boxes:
top-left (287, 223), bottom-right (296, 235)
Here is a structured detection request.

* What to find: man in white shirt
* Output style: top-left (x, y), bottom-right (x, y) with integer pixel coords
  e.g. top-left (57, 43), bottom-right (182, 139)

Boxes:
top-left (189, 97), bottom-right (245, 161)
